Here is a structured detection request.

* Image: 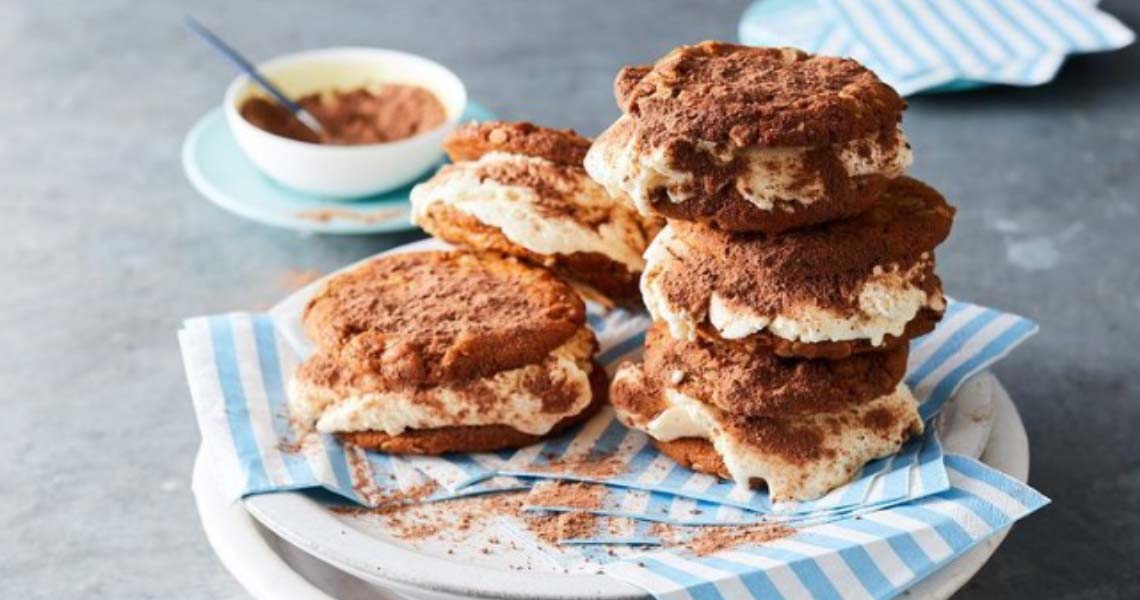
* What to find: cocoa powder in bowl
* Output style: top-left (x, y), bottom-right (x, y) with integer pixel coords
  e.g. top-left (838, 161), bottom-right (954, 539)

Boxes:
top-left (240, 84), bottom-right (447, 145)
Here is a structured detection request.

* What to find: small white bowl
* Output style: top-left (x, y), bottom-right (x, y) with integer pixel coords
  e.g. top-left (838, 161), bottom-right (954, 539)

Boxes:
top-left (224, 47), bottom-right (466, 199)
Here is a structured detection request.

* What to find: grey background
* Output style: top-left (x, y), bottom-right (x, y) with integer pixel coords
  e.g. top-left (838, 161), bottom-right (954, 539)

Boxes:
top-left (2, 0), bottom-right (1137, 597)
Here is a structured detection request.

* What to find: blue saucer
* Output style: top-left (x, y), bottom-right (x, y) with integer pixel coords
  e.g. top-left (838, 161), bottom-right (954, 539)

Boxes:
top-left (182, 101), bottom-right (495, 235)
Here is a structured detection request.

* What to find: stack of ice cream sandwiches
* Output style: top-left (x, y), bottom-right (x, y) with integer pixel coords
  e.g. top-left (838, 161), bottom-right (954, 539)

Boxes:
top-left (590, 42), bottom-right (956, 501)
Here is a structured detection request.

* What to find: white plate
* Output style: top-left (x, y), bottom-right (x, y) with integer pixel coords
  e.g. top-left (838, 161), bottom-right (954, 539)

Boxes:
top-left (193, 371), bottom-right (1018, 600)
top-left (193, 374), bottom-right (1025, 600)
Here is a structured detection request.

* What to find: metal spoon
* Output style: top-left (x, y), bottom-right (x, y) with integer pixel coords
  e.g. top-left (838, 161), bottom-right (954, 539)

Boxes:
top-left (184, 16), bottom-right (326, 137)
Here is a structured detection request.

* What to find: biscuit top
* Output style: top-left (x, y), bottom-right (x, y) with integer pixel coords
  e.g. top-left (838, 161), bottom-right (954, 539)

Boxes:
top-left (444, 121), bottom-right (593, 166)
top-left (660, 177), bottom-right (954, 314)
top-left (642, 323), bottom-right (907, 417)
top-left (615, 42), bottom-right (905, 148)
top-left (302, 251), bottom-right (586, 386)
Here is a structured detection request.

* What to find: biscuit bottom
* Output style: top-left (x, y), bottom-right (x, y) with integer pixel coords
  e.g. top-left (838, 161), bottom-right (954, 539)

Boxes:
top-left (339, 362), bottom-right (608, 454)
top-left (611, 362), bottom-right (923, 502)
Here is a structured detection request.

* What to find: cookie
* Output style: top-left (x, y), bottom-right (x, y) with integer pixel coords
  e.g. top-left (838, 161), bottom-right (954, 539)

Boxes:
top-left (610, 362), bottom-right (923, 501)
top-left (412, 122), bottom-right (661, 303)
top-left (337, 361), bottom-right (608, 454)
top-left (641, 322), bottom-right (908, 417)
top-left (444, 120), bottom-right (593, 166)
top-left (586, 42), bottom-right (911, 233)
top-left (291, 251), bottom-right (608, 452)
top-left (302, 250), bottom-right (585, 386)
top-left (642, 176), bottom-right (954, 359)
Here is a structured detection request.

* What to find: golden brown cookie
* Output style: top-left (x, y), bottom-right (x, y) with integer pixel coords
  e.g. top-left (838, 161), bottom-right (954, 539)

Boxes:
top-left (443, 120), bottom-right (592, 166)
top-left (338, 361), bottom-right (608, 454)
top-left (652, 438), bottom-right (735, 482)
top-left (615, 42), bottom-right (905, 148)
top-left (302, 250), bottom-right (584, 386)
top-left (412, 123), bottom-right (660, 304)
top-left (610, 361), bottom-right (924, 499)
top-left (586, 42), bottom-right (911, 233)
top-left (642, 322), bottom-right (908, 417)
top-left (642, 176), bottom-right (954, 359)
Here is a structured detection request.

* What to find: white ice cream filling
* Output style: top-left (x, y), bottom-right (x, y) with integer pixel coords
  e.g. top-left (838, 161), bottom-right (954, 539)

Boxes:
top-left (410, 152), bottom-right (648, 272)
top-left (289, 328), bottom-right (595, 436)
top-left (641, 383), bottom-right (922, 501)
top-left (586, 117), bottom-right (912, 214)
top-left (641, 226), bottom-right (943, 346)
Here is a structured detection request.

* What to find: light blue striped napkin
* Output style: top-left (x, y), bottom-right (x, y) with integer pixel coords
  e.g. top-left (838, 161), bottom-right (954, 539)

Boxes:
top-left (739, 0), bottom-right (1134, 95)
top-left (522, 428), bottom-right (945, 528)
top-left (496, 299), bottom-right (1035, 516)
top-left (179, 297), bottom-right (1034, 516)
top-left (509, 455), bottom-right (1049, 599)
top-left (179, 313), bottom-right (528, 506)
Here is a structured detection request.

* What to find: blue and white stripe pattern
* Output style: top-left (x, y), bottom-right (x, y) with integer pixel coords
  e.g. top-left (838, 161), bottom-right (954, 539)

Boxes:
top-left (497, 299), bottom-right (1035, 516)
top-left (180, 298), bottom-right (1034, 514)
top-left (541, 455), bottom-right (1048, 599)
top-left (180, 313), bottom-right (526, 506)
top-left (523, 429), bottom-right (946, 528)
top-left (739, 0), bottom-right (1134, 95)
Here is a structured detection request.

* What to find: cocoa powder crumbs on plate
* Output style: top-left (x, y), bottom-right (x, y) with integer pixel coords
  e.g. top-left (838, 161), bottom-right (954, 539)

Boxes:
top-left (678, 522), bottom-right (794, 556)
top-left (528, 481), bottom-right (607, 510)
top-left (294, 206), bottom-right (405, 225)
top-left (530, 454), bottom-right (627, 478)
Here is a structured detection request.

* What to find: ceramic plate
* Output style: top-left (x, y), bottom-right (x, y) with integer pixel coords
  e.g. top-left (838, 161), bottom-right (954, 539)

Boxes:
top-left (181, 101), bottom-right (494, 235)
top-left (193, 373), bottom-right (1024, 600)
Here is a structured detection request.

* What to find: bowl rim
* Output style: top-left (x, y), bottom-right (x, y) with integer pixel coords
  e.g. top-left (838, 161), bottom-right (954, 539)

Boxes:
top-left (222, 46), bottom-right (468, 153)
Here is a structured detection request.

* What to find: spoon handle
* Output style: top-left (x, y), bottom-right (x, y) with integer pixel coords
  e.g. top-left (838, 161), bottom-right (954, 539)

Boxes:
top-left (184, 16), bottom-right (323, 133)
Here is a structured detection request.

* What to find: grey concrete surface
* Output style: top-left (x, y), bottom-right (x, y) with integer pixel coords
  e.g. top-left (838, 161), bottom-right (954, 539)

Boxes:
top-left (1, 1), bottom-right (1137, 598)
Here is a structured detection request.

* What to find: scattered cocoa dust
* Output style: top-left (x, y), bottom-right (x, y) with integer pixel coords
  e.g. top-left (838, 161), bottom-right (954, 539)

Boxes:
top-left (530, 454), bottom-right (627, 478)
top-left (295, 206), bottom-right (404, 225)
top-left (525, 511), bottom-right (600, 545)
top-left (528, 481), bottom-right (606, 510)
top-left (651, 521), bottom-right (794, 556)
top-left (331, 480), bottom-right (441, 517)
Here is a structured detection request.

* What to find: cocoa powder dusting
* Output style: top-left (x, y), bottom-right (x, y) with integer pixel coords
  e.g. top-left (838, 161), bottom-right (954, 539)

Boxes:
top-left (240, 84), bottom-right (446, 145)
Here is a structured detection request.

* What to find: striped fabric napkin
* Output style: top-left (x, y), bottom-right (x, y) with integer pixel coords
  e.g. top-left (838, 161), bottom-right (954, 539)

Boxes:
top-left (521, 429), bottom-right (944, 528)
top-left (556, 456), bottom-right (1049, 598)
top-left (179, 314), bottom-right (527, 506)
top-left (739, 0), bottom-right (1134, 95)
top-left (501, 456), bottom-right (1048, 598)
top-left (180, 295), bottom-right (1035, 522)
top-left (495, 299), bottom-right (1035, 516)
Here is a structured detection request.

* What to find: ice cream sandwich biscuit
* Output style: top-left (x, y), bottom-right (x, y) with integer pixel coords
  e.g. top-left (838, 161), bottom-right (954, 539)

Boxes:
top-left (412, 121), bottom-right (660, 303)
top-left (640, 322), bottom-right (908, 418)
top-left (610, 361), bottom-right (923, 501)
top-left (586, 42), bottom-right (911, 233)
top-left (642, 176), bottom-right (954, 359)
top-left (290, 250), bottom-right (602, 453)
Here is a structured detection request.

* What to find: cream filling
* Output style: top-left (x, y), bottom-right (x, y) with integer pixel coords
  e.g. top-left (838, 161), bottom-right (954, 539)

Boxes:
top-left (410, 152), bottom-right (647, 272)
top-left (586, 116), bottom-right (912, 214)
top-left (642, 227), bottom-right (944, 346)
top-left (288, 328), bottom-right (595, 436)
top-left (639, 225), bottom-right (702, 341)
top-left (642, 382), bottom-right (922, 501)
